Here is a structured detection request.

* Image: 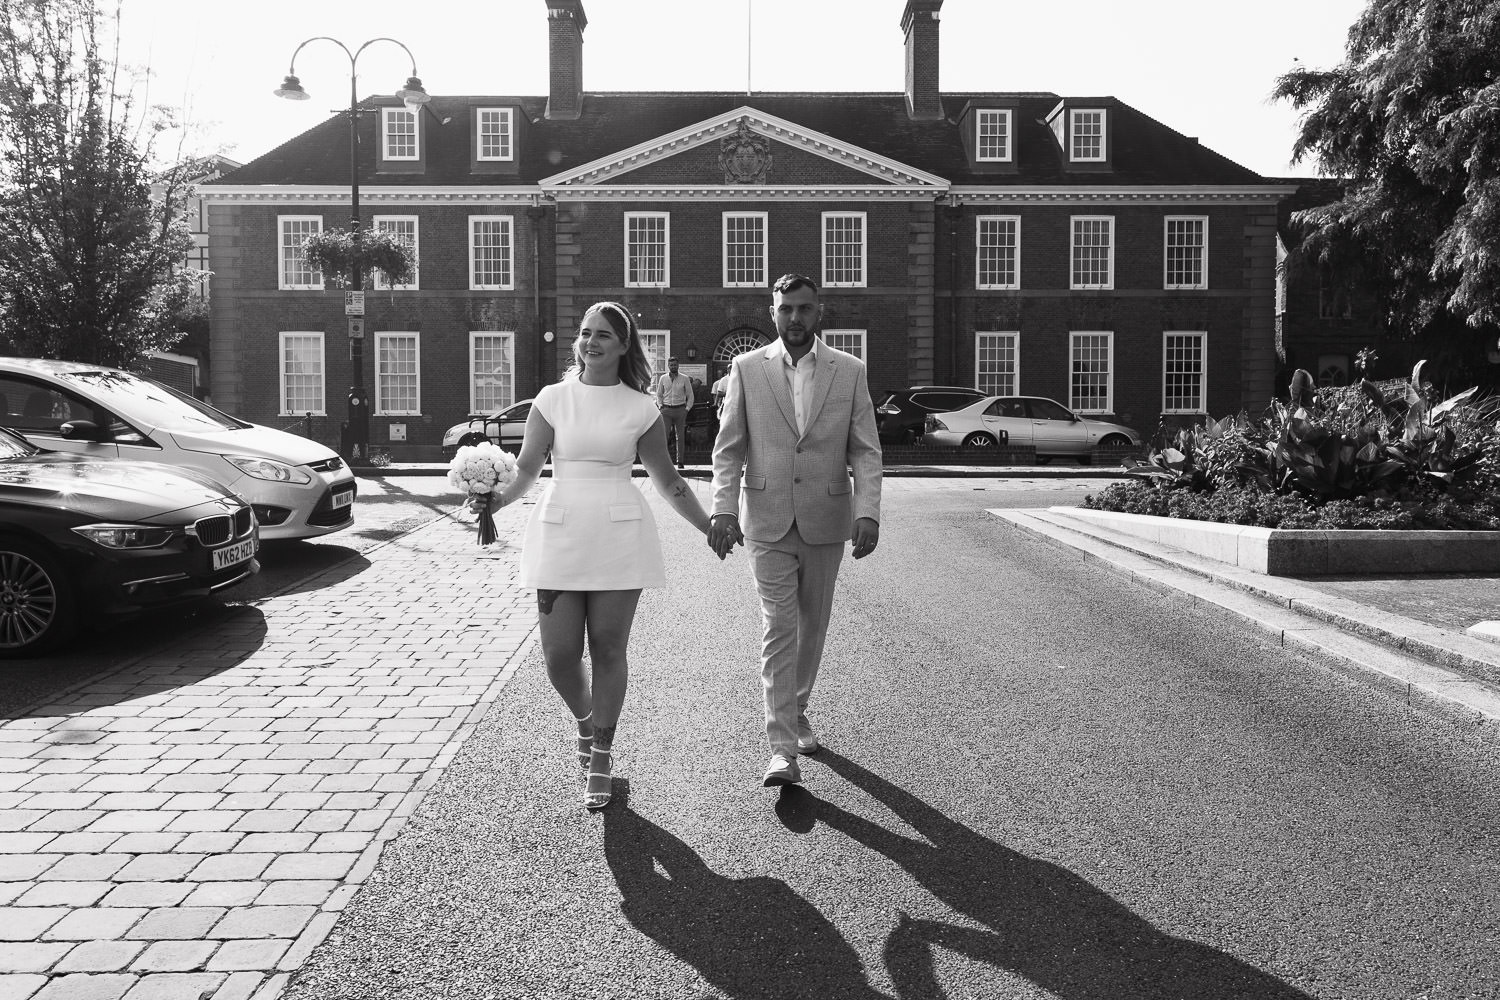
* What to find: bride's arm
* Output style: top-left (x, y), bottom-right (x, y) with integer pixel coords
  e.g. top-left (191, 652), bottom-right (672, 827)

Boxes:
top-left (637, 416), bottom-right (717, 546)
top-left (493, 407), bottom-right (554, 509)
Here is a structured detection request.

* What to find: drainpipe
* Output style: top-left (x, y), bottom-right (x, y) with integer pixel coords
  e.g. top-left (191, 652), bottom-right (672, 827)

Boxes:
top-left (946, 199), bottom-right (961, 385)
top-left (529, 194), bottom-right (545, 388)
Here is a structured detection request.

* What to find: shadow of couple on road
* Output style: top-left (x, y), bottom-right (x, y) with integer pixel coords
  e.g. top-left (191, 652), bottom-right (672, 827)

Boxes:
top-left (603, 750), bottom-right (1311, 1000)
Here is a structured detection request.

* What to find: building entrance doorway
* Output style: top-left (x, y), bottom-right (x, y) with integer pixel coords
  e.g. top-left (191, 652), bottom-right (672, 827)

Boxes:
top-left (710, 327), bottom-right (771, 387)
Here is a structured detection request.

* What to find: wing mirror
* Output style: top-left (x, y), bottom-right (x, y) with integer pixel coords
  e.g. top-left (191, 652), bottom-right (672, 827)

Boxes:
top-left (59, 419), bottom-right (100, 441)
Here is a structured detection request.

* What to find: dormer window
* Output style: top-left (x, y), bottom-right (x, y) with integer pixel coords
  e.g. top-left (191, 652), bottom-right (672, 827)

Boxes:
top-left (1070, 109), bottom-right (1106, 162)
top-left (477, 108), bottom-right (513, 161)
top-left (976, 109), bottom-right (1012, 162)
top-left (382, 107), bottom-right (418, 161)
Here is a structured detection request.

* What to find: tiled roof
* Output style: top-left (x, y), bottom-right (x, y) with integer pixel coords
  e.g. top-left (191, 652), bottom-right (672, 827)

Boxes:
top-left (213, 92), bottom-right (1268, 189)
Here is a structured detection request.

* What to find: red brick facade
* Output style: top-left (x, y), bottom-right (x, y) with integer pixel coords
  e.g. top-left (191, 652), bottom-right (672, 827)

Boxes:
top-left (203, 1), bottom-right (1291, 462)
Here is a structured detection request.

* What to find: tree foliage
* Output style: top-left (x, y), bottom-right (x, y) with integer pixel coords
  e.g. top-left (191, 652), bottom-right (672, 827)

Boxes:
top-left (1272, 0), bottom-right (1500, 336)
top-left (0, 0), bottom-right (197, 367)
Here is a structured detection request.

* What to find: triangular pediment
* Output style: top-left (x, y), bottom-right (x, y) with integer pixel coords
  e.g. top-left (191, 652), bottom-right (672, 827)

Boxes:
top-left (539, 107), bottom-right (948, 196)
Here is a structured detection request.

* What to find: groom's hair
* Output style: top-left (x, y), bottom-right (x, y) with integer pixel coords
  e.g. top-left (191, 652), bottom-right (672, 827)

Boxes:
top-left (771, 273), bottom-right (818, 296)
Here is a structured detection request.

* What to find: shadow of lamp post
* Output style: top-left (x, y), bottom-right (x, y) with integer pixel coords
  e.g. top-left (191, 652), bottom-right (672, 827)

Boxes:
top-left (274, 37), bottom-right (430, 463)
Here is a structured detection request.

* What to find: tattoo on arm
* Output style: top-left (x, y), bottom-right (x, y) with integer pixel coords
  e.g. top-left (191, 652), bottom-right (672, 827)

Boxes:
top-left (670, 483), bottom-right (690, 499)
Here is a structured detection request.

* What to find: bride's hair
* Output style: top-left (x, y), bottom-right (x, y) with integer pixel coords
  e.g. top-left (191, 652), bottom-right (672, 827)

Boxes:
top-left (563, 301), bottom-right (654, 393)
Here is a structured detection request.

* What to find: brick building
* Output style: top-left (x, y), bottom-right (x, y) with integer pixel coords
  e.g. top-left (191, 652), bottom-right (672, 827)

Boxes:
top-left (204, 0), bottom-right (1294, 461)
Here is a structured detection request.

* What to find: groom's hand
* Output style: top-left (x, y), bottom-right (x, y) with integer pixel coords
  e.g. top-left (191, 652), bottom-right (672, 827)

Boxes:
top-left (851, 517), bottom-right (880, 559)
top-left (708, 513), bottom-right (743, 560)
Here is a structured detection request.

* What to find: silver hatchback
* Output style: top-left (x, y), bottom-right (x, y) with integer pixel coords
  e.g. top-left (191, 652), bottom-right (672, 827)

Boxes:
top-left (0, 358), bottom-right (356, 540)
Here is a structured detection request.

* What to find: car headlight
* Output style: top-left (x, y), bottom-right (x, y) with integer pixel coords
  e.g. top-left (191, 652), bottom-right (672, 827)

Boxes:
top-left (223, 455), bottom-right (313, 485)
top-left (73, 524), bottom-right (175, 549)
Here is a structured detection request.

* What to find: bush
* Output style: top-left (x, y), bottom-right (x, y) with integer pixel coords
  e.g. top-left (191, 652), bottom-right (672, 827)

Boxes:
top-left (1085, 363), bottom-right (1500, 530)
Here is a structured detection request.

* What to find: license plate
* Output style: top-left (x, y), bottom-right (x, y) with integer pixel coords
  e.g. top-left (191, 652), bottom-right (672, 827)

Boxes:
top-left (213, 538), bottom-right (256, 571)
top-left (331, 489), bottom-right (354, 509)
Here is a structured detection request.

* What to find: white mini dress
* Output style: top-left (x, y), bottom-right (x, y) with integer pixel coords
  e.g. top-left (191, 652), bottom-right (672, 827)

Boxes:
top-left (517, 378), bottom-right (667, 591)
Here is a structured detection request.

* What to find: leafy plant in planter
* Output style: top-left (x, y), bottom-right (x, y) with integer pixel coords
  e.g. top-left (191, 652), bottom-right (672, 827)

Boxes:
top-left (299, 228), bottom-right (416, 289)
top-left (1095, 361), bottom-right (1500, 529)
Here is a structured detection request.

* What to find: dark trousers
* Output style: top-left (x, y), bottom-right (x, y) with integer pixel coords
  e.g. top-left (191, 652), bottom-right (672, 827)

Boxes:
top-left (661, 405), bottom-right (687, 462)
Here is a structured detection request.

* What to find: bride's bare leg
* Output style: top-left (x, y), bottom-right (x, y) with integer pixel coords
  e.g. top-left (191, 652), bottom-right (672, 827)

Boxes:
top-left (581, 589), bottom-right (642, 808)
top-left (538, 590), bottom-right (592, 738)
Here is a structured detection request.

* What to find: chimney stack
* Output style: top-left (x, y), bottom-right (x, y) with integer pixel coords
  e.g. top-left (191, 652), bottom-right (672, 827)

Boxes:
top-left (902, 0), bottom-right (944, 121)
top-left (545, 0), bottom-right (587, 121)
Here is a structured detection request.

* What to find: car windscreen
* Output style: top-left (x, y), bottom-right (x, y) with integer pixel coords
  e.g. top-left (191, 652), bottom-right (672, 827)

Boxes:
top-left (60, 371), bottom-right (249, 432)
top-left (0, 427), bottom-right (33, 459)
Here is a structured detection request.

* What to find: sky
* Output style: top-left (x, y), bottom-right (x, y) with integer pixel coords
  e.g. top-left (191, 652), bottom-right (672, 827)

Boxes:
top-left (115, 0), bottom-right (1368, 178)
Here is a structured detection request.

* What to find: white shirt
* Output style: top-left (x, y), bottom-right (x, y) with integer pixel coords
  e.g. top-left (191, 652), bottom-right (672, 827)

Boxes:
top-left (770, 338), bottom-right (819, 435)
top-left (655, 371), bottom-right (694, 408)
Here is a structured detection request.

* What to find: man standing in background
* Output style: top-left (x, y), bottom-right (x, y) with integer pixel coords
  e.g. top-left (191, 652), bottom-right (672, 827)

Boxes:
top-left (655, 356), bottom-right (694, 469)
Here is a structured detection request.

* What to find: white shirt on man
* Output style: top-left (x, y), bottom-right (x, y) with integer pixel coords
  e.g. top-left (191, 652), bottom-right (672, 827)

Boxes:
top-left (769, 337), bottom-right (819, 435)
top-left (656, 370), bottom-right (694, 408)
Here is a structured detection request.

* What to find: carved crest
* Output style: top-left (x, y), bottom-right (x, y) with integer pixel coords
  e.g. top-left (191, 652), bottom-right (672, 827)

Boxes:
top-left (719, 118), bottom-right (772, 185)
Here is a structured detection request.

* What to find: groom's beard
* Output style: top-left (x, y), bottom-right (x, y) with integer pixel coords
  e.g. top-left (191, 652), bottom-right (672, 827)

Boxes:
top-left (781, 322), bottom-right (817, 350)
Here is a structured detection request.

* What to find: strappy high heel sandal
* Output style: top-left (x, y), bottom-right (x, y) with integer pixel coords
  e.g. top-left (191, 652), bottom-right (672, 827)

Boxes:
top-left (572, 711), bottom-right (594, 770)
top-left (584, 738), bottom-right (613, 811)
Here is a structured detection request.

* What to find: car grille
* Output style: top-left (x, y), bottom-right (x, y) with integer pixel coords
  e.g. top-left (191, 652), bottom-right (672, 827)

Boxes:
top-left (308, 499), bottom-right (354, 528)
top-left (191, 506), bottom-right (255, 547)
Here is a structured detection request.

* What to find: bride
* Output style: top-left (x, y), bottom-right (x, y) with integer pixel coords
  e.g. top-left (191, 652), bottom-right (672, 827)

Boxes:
top-left (487, 302), bottom-right (721, 810)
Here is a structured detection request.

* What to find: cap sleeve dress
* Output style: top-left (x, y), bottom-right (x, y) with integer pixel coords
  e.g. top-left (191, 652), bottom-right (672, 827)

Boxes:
top-left (517, 379), bottom-right (666, 590)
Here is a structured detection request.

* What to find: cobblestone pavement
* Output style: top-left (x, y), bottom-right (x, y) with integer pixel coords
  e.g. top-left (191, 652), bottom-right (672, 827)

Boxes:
top-left (0, 506), bottom-right (534, 1000)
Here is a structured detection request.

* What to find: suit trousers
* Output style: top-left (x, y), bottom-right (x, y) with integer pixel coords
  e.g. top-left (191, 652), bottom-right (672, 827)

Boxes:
top-left (747, 523), bottom-right (845, 755)
top-left (661, 405), bottom-right (688, 462)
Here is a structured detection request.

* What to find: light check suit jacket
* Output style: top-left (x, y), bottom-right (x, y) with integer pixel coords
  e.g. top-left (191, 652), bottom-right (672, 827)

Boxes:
top-left (710, 340), bottom-right (883, 545)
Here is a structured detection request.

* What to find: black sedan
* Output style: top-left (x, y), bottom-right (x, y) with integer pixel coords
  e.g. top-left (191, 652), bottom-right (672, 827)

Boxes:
top-left (0, 427), bottom-right (259, 657)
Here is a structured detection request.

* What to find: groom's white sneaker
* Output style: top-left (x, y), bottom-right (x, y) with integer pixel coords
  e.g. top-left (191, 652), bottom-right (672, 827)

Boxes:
top-left (762, 753), bottom-right (801, 787)
top-left (796, 714), bottom-right (820, 755)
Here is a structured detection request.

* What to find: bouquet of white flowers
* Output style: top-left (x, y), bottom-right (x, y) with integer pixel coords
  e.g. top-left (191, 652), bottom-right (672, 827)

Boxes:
top-left (447, 440), bottom-right (519, 546)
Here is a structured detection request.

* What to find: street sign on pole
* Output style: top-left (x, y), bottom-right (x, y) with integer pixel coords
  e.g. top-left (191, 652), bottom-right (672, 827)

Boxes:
top-left (347, 317), bottom-right (365, 339)
top-left (345, 291), bottom-right (365, 316)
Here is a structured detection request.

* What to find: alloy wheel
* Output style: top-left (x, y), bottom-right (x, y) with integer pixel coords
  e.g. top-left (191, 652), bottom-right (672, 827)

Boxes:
top-left (0, 549), bottom-right (61, 652)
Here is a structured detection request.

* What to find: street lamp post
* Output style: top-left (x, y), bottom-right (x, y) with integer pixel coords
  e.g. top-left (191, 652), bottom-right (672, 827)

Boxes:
top-left (275, 38), bottom-right (430, 463)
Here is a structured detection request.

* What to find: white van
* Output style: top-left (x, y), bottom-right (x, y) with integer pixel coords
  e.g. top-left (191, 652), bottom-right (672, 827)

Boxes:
top-left (0, 358), bottom-right (356, 541)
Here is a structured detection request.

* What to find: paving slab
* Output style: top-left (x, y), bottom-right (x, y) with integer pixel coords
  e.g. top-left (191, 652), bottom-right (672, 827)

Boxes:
top-left (0, 505), bottom-right (534, 999)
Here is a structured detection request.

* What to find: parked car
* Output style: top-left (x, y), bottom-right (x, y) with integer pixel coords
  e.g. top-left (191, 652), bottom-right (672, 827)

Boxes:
top-left (923, 395), bottom-right (1141, 463)
top-left (0, 358), bottom-right (354, 541)
top-left (441, 398), bottom-right (534, 459)
top-left (874, 386), bottom-right (988, 444)
top-left (0, 426), bottom-right (259, 657)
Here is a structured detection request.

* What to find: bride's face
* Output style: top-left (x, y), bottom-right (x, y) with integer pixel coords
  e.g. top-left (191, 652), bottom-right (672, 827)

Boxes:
top-left (577, 309), bottom-right (627, 378)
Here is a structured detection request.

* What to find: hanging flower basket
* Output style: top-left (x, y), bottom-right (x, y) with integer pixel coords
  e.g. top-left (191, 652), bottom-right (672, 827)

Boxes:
top-left (300, 227), bottom-right (416, 289)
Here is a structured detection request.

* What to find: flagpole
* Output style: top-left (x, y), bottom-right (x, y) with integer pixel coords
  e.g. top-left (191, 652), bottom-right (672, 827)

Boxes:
top-left (746, 0), bottom-right (752, 96)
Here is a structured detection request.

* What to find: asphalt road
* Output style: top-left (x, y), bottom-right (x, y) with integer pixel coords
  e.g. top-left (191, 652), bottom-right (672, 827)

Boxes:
top-left (270, 477), bottom-right (1500, 1000)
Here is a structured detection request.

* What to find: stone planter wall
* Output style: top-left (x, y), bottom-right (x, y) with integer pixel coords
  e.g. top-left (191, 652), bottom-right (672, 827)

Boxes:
top-left (1055, 507), bottom-right (1500, 575)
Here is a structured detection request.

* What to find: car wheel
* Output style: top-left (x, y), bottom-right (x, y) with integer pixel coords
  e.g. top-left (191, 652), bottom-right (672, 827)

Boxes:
top-left (961, 433), bottom-right (997, 449)
top-left (1098, 434), bottom-right (1132, 448)
top-left (0, 538), bottom-right (77, 658)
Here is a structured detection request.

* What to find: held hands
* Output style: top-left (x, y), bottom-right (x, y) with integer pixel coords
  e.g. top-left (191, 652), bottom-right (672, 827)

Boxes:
top-left (707, 513), bottom-right (744, 561)
top-left (851, 517), bottom-right (880, 559)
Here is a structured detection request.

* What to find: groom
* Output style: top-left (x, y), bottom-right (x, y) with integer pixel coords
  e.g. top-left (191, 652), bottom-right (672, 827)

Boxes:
top-left (708, 273), bottom-right (883, 787)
